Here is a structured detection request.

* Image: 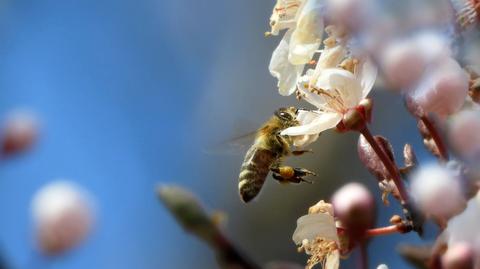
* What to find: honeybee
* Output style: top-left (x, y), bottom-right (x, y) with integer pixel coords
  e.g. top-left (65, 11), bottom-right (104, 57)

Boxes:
top-left (238, 107), bottom-right (316, 203)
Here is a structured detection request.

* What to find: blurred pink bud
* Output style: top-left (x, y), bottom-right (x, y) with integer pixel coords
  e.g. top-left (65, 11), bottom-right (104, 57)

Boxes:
top-left (410, 164), bottom-right (467, 220)
top-left (331, 183), bottom-right (375, 238)
top-left (409, 57), bottom-right (469, 118)
top-left (441, 242), bottom-right (475, 269)
top-left (380, 33), bottom-right (452, 90)
top-left (381, 40), bottom-right (427, 89)
top-left (449, 110), bottom-right (480, 161)
top-left (1, 110), bottom-right (39, 156)
top-left (32, 181), bottom-right (95, 256)
top-left (326, 0), bottom-right (372, 30)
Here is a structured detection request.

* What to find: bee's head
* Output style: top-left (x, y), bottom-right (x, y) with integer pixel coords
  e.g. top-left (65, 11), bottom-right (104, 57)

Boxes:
top-left (274, 107), bottom-right (299, 127)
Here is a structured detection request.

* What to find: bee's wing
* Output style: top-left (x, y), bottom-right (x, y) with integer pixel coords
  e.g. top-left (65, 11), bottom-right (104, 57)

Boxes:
top-left (203, 131), bottom-right (257, 156)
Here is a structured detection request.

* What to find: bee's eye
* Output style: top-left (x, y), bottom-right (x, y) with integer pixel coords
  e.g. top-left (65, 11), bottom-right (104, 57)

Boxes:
top-left (278, 111), bottom-right (293, 120)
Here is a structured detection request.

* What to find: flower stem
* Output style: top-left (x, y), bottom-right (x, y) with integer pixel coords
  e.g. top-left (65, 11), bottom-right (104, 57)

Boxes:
top-left (359, 127), bottom-right (409, 203)
top-left (365, 225), bottom-right (401, 237)
top-left (420, 116), bottom-right (449, 162)
top-left (359, 243), bottom-right (368, 269)
top-left (214, 233), bottom-right (261, 269)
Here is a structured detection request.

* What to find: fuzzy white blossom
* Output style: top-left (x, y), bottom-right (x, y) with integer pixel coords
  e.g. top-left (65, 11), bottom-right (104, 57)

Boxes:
top-left (32, 181), bottom-right (95, 255)
top-left (293, 200), bottom-right (340, 269)
top-left (441, 191), bottom-right (480, 268)
top-left (449, 110), bottom-right (480, 161)
top-left (410, 164), bottom-right (466, 221)
top-left (408, 57), bottom-right (469, 118)
top-left (380, 31), bottom-right (452, 89)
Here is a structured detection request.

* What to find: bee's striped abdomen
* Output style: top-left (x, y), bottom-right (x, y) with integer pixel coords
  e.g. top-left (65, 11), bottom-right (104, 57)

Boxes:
top-left (238, 145), bottom-right (277, 203)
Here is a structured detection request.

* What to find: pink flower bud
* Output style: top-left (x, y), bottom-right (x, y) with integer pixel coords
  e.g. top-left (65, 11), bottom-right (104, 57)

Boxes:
top-left (381, 40), bottom-right (427, 89)
top-left (410, 164), bottom-right (467, 220)
top-left (326, 0), bottom-right (372, 31)
top-left (331, 183), bottom-right (375, 239)
top-left (32, 181), bottom-right (95, 256)
top-left (449, 110), bottom-right (480, 161)
top-left (1, 110), bottom-right (39, 156)
top-left (441, 243), bottom-right (475, 269)
top-left (409, 57), bottom-right (469, 118)
top-left (380, 33), bottom-right (452, 90)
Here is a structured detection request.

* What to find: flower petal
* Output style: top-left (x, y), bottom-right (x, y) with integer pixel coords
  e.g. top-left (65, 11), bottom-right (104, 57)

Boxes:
top-left (288, 0), bottom-right (325, 65)
top-left (292, 134), bottom-right (319, 147)
top-left (281, 111), bottom-right (342, 136)
top-left (317, 45), bottom-right (347, 70)
top-left (325, 249), bottom-right (340, 269)
top-left (270, 30), bottom-right (304, 96)
top-left (292, 213), bottom-right (339, 245)
top-left (269, 0), bottom-right (303, 35)
top-left (357, 57), bottom-right (377, 99)
top-left (290, 110), bottom-right (322, 146)
top-left (316, 68), bottom-right (363, 108)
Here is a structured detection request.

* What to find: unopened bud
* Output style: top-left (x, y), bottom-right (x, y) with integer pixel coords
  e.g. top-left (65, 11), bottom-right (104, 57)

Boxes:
top-left (332, 183), bottom-right (375, 239)
top-left (390, 215), bottom-right (402, 224)
top-left (1, 110), bottom-right (39, 156)
top-left (32, 181), bottom-right (95, 256)
top-left (410, 164), bottom-right (467, 220)
top-left (441, 243), bottom-right (475, 269)
top-left (409, 57), bottom-right (469, 118)
top-left (449, 110), bottom-right (480, 161)
top-left (157, 185), bottom-right (218, 245)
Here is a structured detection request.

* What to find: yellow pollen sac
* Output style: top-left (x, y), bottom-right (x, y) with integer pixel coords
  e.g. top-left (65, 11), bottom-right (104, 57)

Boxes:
top-left (279, 166), bottom-right (295, 179)
top-left (302, 236), bottom-right (339, 269)
top-left (340, 58), bottom-right (358, 74)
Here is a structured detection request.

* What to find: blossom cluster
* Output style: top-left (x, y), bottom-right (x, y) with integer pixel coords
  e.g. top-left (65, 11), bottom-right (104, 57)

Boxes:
top-left (261, 0), bottom-right (480, 268)
top-left (159, 1), bottom-right (480, 269)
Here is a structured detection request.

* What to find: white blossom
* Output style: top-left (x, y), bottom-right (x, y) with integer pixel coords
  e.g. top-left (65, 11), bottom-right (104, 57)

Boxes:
top-left (269, 0), bottom-right (326, 95)
top-left (293, 200), bottom-right (340, 269)
top-left (281, 58), bottom-right (376, 140)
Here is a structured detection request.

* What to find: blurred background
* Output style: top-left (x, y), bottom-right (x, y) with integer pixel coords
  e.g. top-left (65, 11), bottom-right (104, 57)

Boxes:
top-left (0, 0), bottom-right (459, 268)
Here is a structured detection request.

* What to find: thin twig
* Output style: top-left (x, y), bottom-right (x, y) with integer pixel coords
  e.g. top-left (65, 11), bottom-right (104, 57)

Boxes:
top-left (365, 225), bottom-right (401, 237)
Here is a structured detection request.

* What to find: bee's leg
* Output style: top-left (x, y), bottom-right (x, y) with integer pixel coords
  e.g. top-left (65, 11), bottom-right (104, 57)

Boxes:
top-left (270, 166), bottom-right (315, 184)
top-left (291, 149), bottom-right (313, 156)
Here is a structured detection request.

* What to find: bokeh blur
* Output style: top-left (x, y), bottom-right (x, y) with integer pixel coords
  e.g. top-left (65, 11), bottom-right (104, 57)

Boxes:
top-left (0, 0), bottom-right (474, 268)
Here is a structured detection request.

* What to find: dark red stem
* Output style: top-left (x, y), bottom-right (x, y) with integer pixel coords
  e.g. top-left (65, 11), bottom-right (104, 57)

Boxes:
top-left (420, 116), bottom-right (449, 162)
top-left (214, 233), bottom-right (261, 269)
top-left (359, 243), bottom-right (368, 269)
